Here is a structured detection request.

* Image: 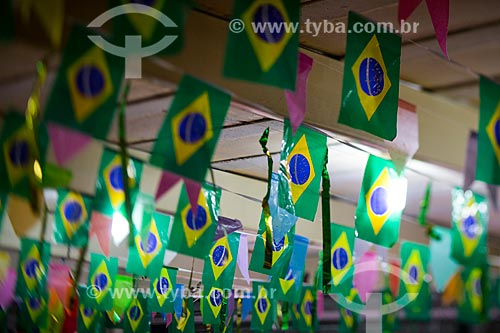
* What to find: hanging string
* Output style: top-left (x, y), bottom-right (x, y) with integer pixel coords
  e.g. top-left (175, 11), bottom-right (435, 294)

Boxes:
top-left (259, 128), bottom-right (274, 270)
top-left (321, 149), bottom-right (332, 293)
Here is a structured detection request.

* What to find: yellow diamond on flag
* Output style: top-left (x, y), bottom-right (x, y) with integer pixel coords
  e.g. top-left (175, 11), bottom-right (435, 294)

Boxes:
top-left (171, 92), bottom-right (214, 166)
top-left (331, 232), bottom-right (353, 286)
top-left (154, 267), bottom-right (173, 307)
top-left (466, 268), bottom-right (482, 314)
top-left (127, 298), bottom-right (144, 332)
top-left (135, 217), bottom-right (162, 268)
top-left (352, 35), bottom-right (391, 121)
top-left (91, 261), bottom-right (112, 305)
top-left (254, 286), bottom-right (271, 325)
top-left (207, 287), bottom-right (224, 318)
top-left (181, 190), bottom-right (212, 248)
top-left (279, 267), bottom-right (295, 295)
top-left (3, 125), bottom-right (35, 187)
top-left (103, 155), bottom-right (136, 210)
top-left (210, 236), bottom-right (233, 280)
top-left (79, 305), bottom-right (96, 329)
top-left (122, 0), bottom-right (166, 39)
top-left (60, 192), bottom-right (88, 240)
top-left (262, 231), bottom-right (289, 265)
top-left (22, 245), bottom-right (44, 292)
top-left (67, 46), bottom-right (113, 123)
top-left (242, 0), bottom-right (293, 72)
top-left (301, 289), bottom-right (314, 327)
top-left (176, 299), bottom-right (191, 332)
top-left (286, 134), bottom-right (316, 204)
top-left (26, 295), bottom-right (46, 322)
top-left (365, 167), bottom-right (391, 235)
top-left (403, 249), bottom-right (425, 296)
top-left (457, 197), bottom-right (483, 257)
top-left (341, 289), bottom-right (358, 329)
top-left (486, 101), bottom-right (500, 165)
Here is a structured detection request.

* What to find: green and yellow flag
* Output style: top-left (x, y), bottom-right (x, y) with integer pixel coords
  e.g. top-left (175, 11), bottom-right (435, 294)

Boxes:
top-left (279, 119), bottom-right (327, 221)
top-left (87, 253), bottom-right (118, 311)
top-left (77, 285), bottom-right (105, 333)
top-left (149, 266), bottom-right (177, 313)
top-left (338, 12), bottom-right (401, 141)
top-left (224, 0), bottom-right (300, 89)
top-left (106, 275), bottom-right (133, 325)
top-left (202, 232), bottom-right (240, 289)
top-left (53, 189), bottom-right (92, 247)
top-left (172, 298), bottom-right (195, 333)
top-left (167, 183), bottom-right (220, 259)
top-left (249, 213), bottom-right (295, 276)
top-left (20, 291), bottom-right (49, 331)
top-left (338, 289), bottom-right (360, 333)
top-left (0, 112), bottom-right (39, 199)
top-left (123, 293), bottom-right (149, 333)
top-left (110, 0), bottom-right (187, 55)
top-left (296, 286), bottom-right (317, 332)
top-left (477, 76), bottom-right (500, 184)
top-left (250, 282), bottom-right (275, 332)
top-left (126, 212), bottom-right (171, 277)
top-left (201, 286), bottom-right (225, 325)
top-left (330, 224), bottom-right (355, 296)
top-left (399, 241), bottom-right (430, 320)
top-left (44, 25), bottom-right (124, 140)
top-left (15, 238), bottom-right (51, 299)
top-left (150, 75), bottom-right (231, 183)
top-left (355, 155), bottom-right (407, 248)
top-left (93, 148), bottom-right (143, 218)
top-left (458, 267), bottom-right (484, 324)
top-left (451, 188), bottom-right (488, 267)
top-left (382, 288), bottom-right (399, 332)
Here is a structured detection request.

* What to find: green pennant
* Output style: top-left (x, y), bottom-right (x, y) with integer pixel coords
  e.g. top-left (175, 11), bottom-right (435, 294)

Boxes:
top-left (451, 188), bottom-right (488, 267)
top-left (93, 148), bottom-right (143, 218)
top-left (418, 181), bottom-right (432, 226)
top-left (458, 267), bottom-right (484, 324)
top-left (148, 266), bottom-right (178, 313)
top-left (338, 12), bottom-right (401, 141)
top-left (15, 238), bottom-right (51, 299)
top-left (150, 75), bottom-right (231, 183)
top-left (86, 253), bottom-right (119, 311)
top-left (476, 76), bottom-right (500, 185)
top-left (126, 212), bottom-right (171, 278)
top-left (53, 189), bottom-right (93, 248)
top-left (167, 183), bottom-right (220, 259)
top-left (399, 241), bottom-right (431, 321)
top-left (250, 282), bottom-right (275, 332)
top-left (107, 275), bottom-right (133, 325)
top-left (330, 223), bottom-right (355, 296)
top-left (224, 0), bottom-right (300, 89)
top-left (123, 293), bottom-right (149, 333)
top-left (77, 285), bottom-right (105, 333)
top-left (355, 154), bottom-right (407, 248)
top-left (202, 232), bottom-right (240, 291)
top-left (296, 286), bottom-right (317, 333)
top-left (110, 0), bottom-right (188, 55)
top-left (338, 289), bottom-right (361, 333)
top-left (44, 25), bottom-right (124, 140)
top-left (249, 213), bottom-right (295, 276)
top-left (279, 119), bottom-right (327, 221)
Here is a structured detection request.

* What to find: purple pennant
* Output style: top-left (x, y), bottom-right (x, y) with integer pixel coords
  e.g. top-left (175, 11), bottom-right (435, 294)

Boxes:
top-left (237, 234), bottom-right (250, 285)
top-left (214, 216), bottom-right (243, 241)
top-left (155, 171), bottom-right (181, 201)
top-left (226, 290), bottom-right (235, 326)
top-left (285, 52), bottom-right (314, 134)
top-left (0, 268), bottom-right (16, 310)
top-left (47, 123), bottom-right (92, 166)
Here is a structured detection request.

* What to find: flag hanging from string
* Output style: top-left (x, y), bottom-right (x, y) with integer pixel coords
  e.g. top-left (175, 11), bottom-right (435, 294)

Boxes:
top-left (15, 238), bottom-right (51, 299)
top-left (86, 253), bottom-right (118, 311)
top-left (149, 266), bottom-right (178, 313)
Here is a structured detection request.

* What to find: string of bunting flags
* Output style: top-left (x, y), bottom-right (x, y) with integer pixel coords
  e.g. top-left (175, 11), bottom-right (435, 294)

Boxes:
top-left (0, 0), bottom-right (499, 332)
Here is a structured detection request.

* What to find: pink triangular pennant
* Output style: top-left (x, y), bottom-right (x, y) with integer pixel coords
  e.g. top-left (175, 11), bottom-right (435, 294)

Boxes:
top-left (47, 123), bottom-right (92, 166)
top-left (285, 52), bottom-right (314, 134)
top-left (316, 291), bottom-right (324, 319)
top-left (398, 0), bottom-right (423, 22)
top-left (48, 263), bottom-right (72, 308)
top-left (155, 171), bottom-right (181, 201)
top-left (237, 234), bottom-right (250, 285)
top-left (166, 313), bottom-right (173, 328)
top-left (89, 211), bottom-right (113, 257)
top-left (183, 178), bottom-right (201, 216)
top-left (353, 251), bottom-right (380, 303)
top-left (0, 268), bottom-right (16, 310)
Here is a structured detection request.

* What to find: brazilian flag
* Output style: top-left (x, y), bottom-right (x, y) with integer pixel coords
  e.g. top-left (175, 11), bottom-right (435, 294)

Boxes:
top-left (106, 275), bottom-right (133, 325)
top-left (477, 76), bottom-right (500, 185)
top-left (123, 293), bottom-right (149, 333)
top-left (110, 0), bottom-right (187, 55)
top-left (224, 0), bottom-right (300, 89)
top-left (338, 289), bottom-right (361, 333)
top-left (201, 286), bottom-right (225, 325)
top-left (458, 267), bottom-right (484, 324)
top-left (250, 282), bottom-right (275, 332)
top-left (53, 189), bottom-right (93, 248)
top-left (355, 155), bottom-right (407, 248)
top-left (249, 212), bottom-right (295, 276)
top-left (93, 148), bottom-right (143, 218)
top-left (149, 266), bottom-right (178, 313)
top-left (338, 12), bottom-right (401, 141)
top-left (19, 291), bottom-right (49, 331)
top-left (77, 285), bottom-right (105, 333)
top-left (44, 25), bottom-right (124, 140)
top-left (296, 286), bottom-right (317, 332)
top-left (150, 75), bottom-right (231, 183)
top-left (279, 119), bottom-right (327, 221)
top-left (172, 298), bottom-right (195, 333)
top-left (330, 223), bottom-right (355, 296)
top-left (86, 253), bottom-right (119, 311)
top-left (167, 183), bottom-right (220, 259)
top-left (202, 232), bottom-right (240, 290)
top-left (451, 188), bottom-right (488, 267)
top-left (399, 241), bottom-right (431, 320)
top-left (126, 212), bottom-right (171, 278)
top-left (15, 238), bottom-right (51, 299)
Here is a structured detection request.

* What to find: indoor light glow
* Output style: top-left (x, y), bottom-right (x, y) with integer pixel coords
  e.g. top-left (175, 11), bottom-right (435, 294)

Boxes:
top-left (111, 212), bottom-right (130, 246)
top-left (387, 176), bottom-right (408, 213)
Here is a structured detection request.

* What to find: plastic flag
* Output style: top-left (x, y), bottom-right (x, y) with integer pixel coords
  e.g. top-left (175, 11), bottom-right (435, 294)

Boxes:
top-left (458, 267), bottom-right (483, 324)
top-left (202, 232), bottom-right (240, 288)
top-left (330, 224), bottom-right (355, 296)
top-left (87, 253), bottom-right (118, 311)
top-left (149, 266), bottom-right (177, 313)
top-left (15, 238), bottom-right (50, 299)
top-left (123, 293), bottom-right (148, 333)
top-left (250, 282), bottom-right (274, 331)
top-left (429, 226), bottom-right (459, 292)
